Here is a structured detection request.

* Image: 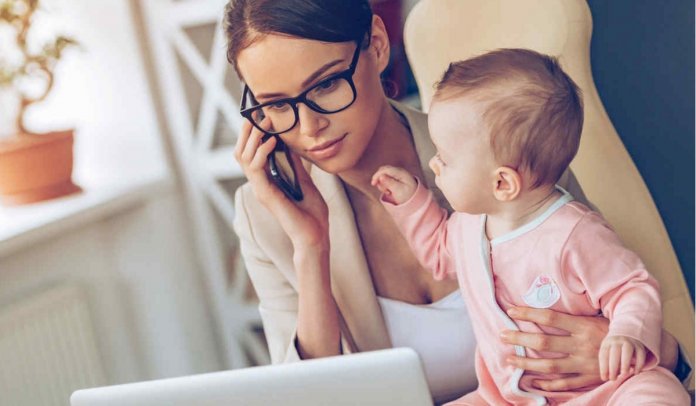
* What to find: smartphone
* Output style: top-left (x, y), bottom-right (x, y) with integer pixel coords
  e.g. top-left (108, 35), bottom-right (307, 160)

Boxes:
top-left (262, 133), bottom-right (304, 202)
top-left (246, 97), bottom-right (303, 201)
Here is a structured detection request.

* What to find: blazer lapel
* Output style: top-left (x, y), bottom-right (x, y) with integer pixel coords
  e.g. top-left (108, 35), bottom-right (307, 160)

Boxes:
top-left (310, 166), bottom-right (392, 352)
top-left (304, 100), bottom-right (446, 354)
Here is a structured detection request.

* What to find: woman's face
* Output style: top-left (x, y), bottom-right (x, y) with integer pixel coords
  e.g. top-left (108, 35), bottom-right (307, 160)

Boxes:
top-left (236, 18), bottom-right (390, 174)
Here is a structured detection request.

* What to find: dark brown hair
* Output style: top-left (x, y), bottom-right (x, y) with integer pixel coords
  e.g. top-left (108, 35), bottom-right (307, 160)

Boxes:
top-left (224, 0), bottom-right (373, 77)
top-left (435, 48), bottom-right (584, 188)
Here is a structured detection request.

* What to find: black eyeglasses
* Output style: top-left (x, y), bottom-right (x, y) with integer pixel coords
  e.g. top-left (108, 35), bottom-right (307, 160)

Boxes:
top-left (240, 43), bottom-right (361, 135)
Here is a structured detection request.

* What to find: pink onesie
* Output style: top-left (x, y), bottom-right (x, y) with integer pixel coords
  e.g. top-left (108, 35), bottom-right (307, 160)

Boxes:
top-left (383, 184), bottom-right (688, 405)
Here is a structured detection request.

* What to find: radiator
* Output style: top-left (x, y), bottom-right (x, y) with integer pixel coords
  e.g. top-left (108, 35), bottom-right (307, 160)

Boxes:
top-left (0, 283), bottom-right (106, 406)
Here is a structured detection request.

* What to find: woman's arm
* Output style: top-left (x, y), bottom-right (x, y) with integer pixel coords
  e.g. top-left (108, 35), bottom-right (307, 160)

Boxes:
top-left (294, 245), bottom-right (341, 359)
top-left (659, 328), bottom-right (679, 372)
top-left (234, 186), bottom-right (302, 363)
top-left (235, 185), bottom-right (340, 363)
top-left (500, 307), bottom-right (681, 391)
top-left (234, 119), bottom-right (341, 362)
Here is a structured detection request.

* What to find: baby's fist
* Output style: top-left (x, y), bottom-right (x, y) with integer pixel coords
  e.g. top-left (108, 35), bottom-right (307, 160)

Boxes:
top-left (371, 166), bottom-right (418, 205)
top-left (599, 335), bottom-right (646, 381)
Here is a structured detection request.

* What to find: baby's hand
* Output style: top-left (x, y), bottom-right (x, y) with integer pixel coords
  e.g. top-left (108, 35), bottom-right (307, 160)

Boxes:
top-left (599, 335), bottom-right (646, 381)
top-left (371, 166), bottom-right (418, 205)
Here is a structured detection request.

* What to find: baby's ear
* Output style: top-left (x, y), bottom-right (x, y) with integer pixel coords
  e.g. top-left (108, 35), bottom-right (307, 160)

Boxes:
top-left (493, 166), bottom-right (522, 202)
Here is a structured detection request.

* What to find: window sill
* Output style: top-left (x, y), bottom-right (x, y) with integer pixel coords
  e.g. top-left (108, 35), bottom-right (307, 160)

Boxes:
top-left (0, 172), bottom-right (173, 258)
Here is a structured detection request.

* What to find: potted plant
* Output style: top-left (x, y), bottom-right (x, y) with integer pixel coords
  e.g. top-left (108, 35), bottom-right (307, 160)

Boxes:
top-left (0, 0), bottom-right (80, 206)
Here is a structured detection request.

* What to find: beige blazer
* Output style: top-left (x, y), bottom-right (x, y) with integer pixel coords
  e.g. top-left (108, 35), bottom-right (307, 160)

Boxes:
top-left (233, 100), bottom-right (591, 364)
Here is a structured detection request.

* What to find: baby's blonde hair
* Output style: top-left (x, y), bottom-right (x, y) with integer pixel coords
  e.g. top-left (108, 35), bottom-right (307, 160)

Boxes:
top-left (434, 48), bottom-right (583, 188)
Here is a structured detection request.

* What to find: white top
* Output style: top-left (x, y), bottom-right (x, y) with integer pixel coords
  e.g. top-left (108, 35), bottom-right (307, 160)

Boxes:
top-left (377, 290), bottom-right (478, 404)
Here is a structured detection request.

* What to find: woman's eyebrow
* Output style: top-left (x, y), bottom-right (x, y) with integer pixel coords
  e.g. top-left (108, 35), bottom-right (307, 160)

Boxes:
top-left (255, 58), bottom-right (345, 100)
top-left (300, 59), bottom-right (344, 88)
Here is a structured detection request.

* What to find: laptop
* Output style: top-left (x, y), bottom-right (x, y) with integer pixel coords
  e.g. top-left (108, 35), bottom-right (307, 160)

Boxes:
top-left (70, 347), bottom-right (434, 406)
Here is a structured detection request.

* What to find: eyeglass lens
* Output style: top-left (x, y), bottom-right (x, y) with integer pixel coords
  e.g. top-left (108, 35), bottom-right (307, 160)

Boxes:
top-left (248, 76), bottom-right (355, 133)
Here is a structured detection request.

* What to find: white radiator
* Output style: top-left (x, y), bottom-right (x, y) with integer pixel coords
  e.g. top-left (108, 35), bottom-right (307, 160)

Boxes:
top-left (0, 283), bottom-right (106, 406)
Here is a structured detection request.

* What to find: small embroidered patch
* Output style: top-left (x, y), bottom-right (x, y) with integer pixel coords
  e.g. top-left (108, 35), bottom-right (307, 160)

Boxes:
top-left (522, 275), bottom-right (560, 308)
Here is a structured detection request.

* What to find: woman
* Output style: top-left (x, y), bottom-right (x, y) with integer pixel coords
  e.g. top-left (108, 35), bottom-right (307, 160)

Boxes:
top-left (226, 0), bottom-right (686, 403)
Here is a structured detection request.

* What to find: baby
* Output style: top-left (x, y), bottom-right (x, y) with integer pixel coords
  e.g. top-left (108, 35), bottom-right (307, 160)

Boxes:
top-left (372, 49), bottom-right (688, 405)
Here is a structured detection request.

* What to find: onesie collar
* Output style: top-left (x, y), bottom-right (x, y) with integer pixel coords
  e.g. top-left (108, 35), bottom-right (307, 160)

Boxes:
top-left (486, 185), bottom-right (574, 247)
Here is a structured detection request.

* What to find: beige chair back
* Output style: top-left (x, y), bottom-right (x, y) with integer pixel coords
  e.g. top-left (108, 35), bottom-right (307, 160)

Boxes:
top-left (404, 0), bottom-right (693, 385)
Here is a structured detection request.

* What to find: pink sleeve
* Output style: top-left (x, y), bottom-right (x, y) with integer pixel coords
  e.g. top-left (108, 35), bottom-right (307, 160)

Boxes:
top-left (381, 181), bottom-right (457, 281)
top-left (562, 212), bottom-right (662, 368)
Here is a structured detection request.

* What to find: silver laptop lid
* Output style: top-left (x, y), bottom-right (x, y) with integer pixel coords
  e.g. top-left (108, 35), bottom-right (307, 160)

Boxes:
top-left (71, 347), bottom-right (434, 406)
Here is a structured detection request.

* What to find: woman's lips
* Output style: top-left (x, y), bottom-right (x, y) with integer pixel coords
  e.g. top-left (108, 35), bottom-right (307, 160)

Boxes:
top-left (306, 134), bottom-right (347, 160)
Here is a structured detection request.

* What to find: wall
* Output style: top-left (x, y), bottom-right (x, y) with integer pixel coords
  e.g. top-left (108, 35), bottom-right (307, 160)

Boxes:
top-left (0, 0), bottom-right (224, 395)
top-left (0, 188), bottom-right (221, 390)
top-left (18, 0), bottom-right (169, 186)
top-left (587, 0), bottom-right (694, 300)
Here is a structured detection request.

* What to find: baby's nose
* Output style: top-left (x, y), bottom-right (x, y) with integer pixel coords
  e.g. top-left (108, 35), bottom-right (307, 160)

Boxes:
top-left (429, 157), bottom-right (440, 176)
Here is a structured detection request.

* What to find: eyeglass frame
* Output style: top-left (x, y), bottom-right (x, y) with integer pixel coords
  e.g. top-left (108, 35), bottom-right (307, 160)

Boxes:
top-left (239, 42), bottom-right (362, 136)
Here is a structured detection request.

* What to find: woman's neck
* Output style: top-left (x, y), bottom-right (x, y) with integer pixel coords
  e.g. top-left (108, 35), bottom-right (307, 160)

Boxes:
top-left (485, 186), bottom-right (562, 241)
top-left (338, 99), bottom-right (421, 203)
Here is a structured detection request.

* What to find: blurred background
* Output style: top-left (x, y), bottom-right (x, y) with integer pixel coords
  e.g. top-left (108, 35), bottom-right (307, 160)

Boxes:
top-left (0, 0), bottom-right (692, 404)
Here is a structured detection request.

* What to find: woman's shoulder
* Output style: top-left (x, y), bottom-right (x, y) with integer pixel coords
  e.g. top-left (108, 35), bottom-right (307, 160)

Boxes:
top-left (233, 183), bottom-right (290, 250)
top-left (233, 182), bottom-right (258, 231)
top-left (389, 99), bottom-right (429, 138)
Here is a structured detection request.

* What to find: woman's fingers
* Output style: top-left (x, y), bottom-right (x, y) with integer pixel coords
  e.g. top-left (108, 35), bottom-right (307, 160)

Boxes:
top-left (506, 307), bottom-right (579, 332)
top-left (241, 126), bottom-right (265, 164)
top-left (504, 307), bottom-right (610, 390)
top-left (507, 355), bottom-right (581, 375)
top-left (250, 135), bottom-right (277, 171)
top-left (241, 118), bottom-right (272, 161)
top-left (598, 342), bottom-right (609, 380)
top-left (500, 330), bottom-right (573, 353)
top-left (233, 118), bottom-right (287, 204)
top-left (234, 119), bottom-right (253, 161)
top-left (531, 374), bottom-right (597, 392)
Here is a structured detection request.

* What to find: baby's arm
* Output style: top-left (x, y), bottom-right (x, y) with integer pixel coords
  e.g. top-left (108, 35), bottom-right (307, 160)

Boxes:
top-left (562, 211), bottom-right (662, 381)
top-left (371, 165), bottom-right (418, 205)
top-left (372, 166), bottom-right (459, 281)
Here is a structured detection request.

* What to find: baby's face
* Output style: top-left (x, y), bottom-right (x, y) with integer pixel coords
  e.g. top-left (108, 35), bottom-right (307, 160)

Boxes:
top-left (427, 96), bottom-right (498, 214)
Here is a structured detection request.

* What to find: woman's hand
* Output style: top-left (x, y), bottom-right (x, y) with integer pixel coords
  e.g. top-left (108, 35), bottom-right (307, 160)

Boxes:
top-left (500, 307), bottom-right (683, 391)
top-left (500, 307), bottom-right (608, 391)
top-left (234, 119), bottom-right (329, 251)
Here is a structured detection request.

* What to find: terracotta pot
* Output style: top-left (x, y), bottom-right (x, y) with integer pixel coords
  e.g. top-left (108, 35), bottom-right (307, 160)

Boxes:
top-left (0, 130), bottom-right (81, 206)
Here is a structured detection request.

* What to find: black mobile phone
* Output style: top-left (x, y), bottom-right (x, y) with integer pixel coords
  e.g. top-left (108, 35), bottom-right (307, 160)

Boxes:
top-left (247, 100), bottom-right (303, 201)
top-left (262, 133), bottom-right (304, 201)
